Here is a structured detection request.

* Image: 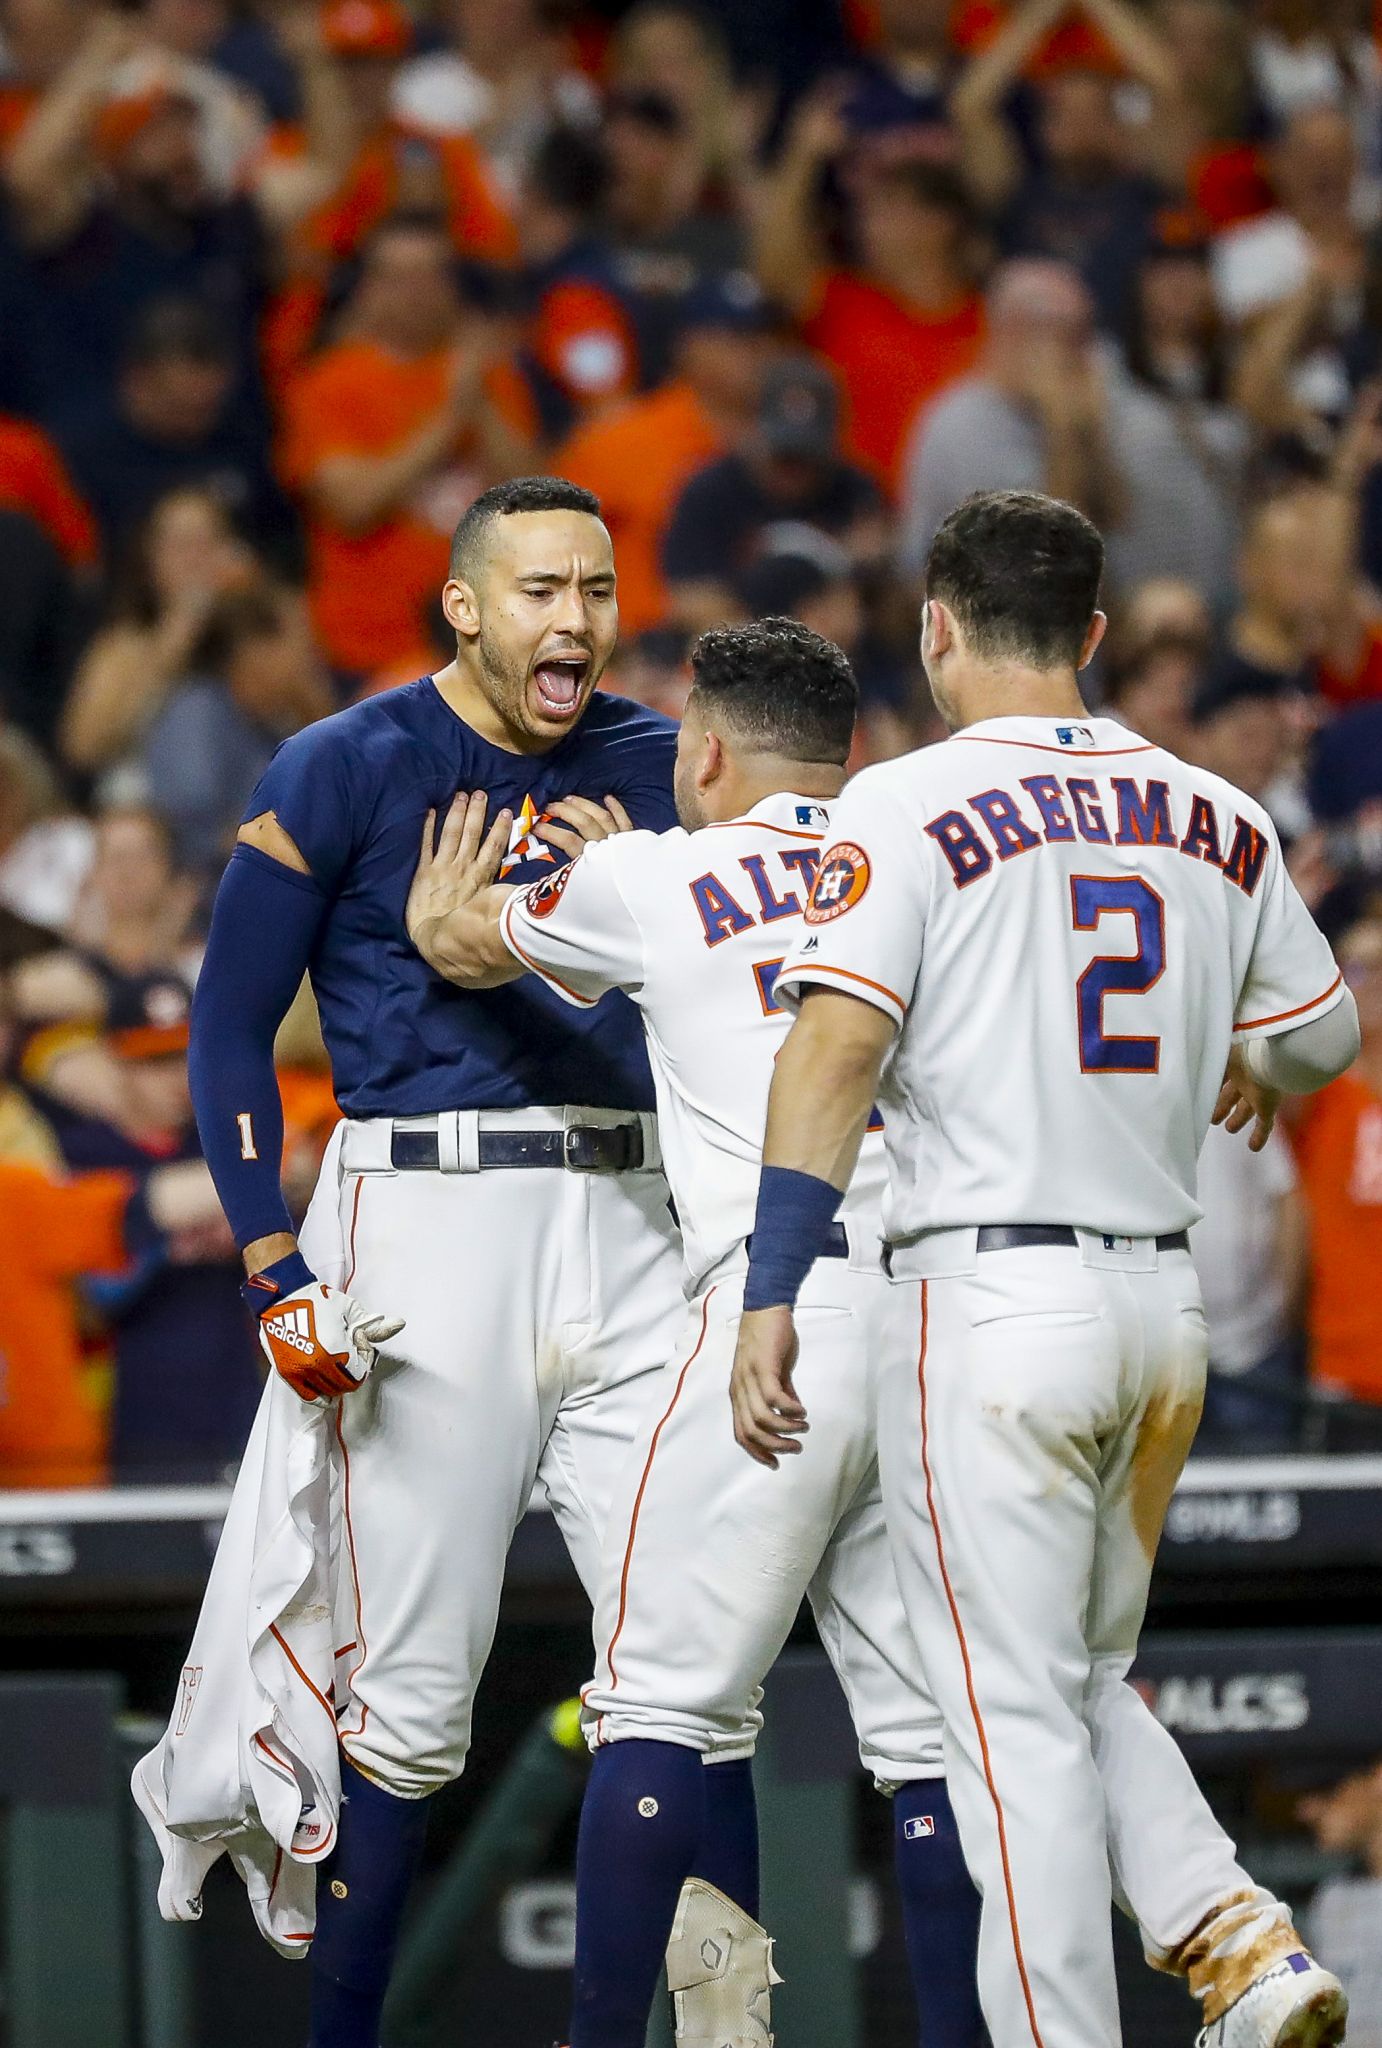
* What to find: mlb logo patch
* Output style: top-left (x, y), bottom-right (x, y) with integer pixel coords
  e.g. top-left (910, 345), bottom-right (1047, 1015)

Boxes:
top-left (903, 1815), bottom-right (935, 1840)
top-left (1056, 724), bottom-right (1095, 748)
top-left (795, 803), bottom-right (829, 825)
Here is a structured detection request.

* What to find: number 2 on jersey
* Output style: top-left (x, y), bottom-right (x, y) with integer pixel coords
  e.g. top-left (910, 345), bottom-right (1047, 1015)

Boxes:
top-left (1070, 875), bottom-right (1165, 1074)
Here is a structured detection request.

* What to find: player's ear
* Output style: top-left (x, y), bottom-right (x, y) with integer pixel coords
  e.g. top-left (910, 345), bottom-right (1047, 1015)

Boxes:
top-left (442, 576), bottom-right (480, 645)
top-left (698, 730), bottom-right (724, 791)
top-left (920, 598), bottom-right (952, 665)
top-left (1077, 609), bottom-right (1108, 671)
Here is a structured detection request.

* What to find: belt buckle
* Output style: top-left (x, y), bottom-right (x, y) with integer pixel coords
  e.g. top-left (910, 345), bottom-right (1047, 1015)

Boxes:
top-left (563, 1123), bottom-right (640, 1173)
top-left (564, 1125), bottom-right (598, 1172)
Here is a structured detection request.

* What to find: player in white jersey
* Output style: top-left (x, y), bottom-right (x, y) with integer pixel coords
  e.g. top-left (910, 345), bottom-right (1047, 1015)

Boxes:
top-left (404, 618), bottom-right (982, 2048)
top-left (733, 494), bottom-right (1359, 2048)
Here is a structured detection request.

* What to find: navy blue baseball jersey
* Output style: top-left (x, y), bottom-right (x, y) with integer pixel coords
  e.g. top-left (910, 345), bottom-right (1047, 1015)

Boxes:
top-left (244, 678), bottom-right (677, 1117)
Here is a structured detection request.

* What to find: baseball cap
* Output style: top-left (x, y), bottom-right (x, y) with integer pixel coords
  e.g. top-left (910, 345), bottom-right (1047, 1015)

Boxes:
top-left (107, 974), bottom-right (192, 1061)
top-left (1190, 652), bottom-right (1297, 725)
top-left (737, 551), bottom-right (833, 621)
top-left (95, 78), bottom-right (198, 162)
top-left (680, 270), bottom-right (774, 335)
top-left (321, 0), bottom-right (412, 59)
top-left (758, 354), bottom-right (840, 461)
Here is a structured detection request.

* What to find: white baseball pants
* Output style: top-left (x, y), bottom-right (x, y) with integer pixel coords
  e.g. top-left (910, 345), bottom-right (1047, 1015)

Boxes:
top-left (298, 1110), bottom-right (684, 1798)
top-left (582, 1263), bottom-right (945, 1785)
top-left (877, 1239), bottom-right (1298, 2048)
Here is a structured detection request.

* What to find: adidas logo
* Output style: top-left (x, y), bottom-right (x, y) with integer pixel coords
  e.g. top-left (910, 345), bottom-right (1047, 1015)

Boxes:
top-left (266, 1305), bottom-right (317, 1357)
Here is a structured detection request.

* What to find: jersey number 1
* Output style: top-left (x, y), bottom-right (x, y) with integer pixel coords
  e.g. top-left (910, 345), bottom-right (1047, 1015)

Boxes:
top-left (1071, 875), bottom-right (1165, 1074)
top-left (237, 1112), bottom-right (258, 1161)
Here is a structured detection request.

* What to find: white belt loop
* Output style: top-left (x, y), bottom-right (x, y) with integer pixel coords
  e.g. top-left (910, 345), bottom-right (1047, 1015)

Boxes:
top-left (457, 1111), bottom-right (480, 1174)
top-left (435, 1111), bottom-right (460, 1174)
top-left (639, 1111), bottom-right (662, 1174)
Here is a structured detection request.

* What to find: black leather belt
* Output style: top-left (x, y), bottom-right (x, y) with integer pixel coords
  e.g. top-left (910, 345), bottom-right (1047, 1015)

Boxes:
top-left (391, 1123), bottom-right (644, 1173)
top-left (975, 1224), bottom-right (1189, 1254)
top-left (746, 1221), bottom-right (848, 1261)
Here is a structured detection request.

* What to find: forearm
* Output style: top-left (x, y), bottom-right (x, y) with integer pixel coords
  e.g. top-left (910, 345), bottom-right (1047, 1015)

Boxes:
top-left (190, 846), bottom-right (328, 1252)
top-left (951, 0), bottom-right (1061, 207)
top-left (471, 397), bottom-right (533, 487)
top-left (1231, 290), bottom-right (1322, 434)
top-left (315, 408), bottom-right (461, 532)
top-left (1079, 0), bottom-right (1178, 98)
top-left (414, 883), bottom-right (523, 988)
top-left (297, 50), bottom-right (357, 190)
top-left (5, 54), bottom-right (104, 242)
top-left (61, 635), bottom-right (174, 770)
top-left (1044, 418), bottom-right (1125, 530)
top-left (1244, 990), bottom-right (1359, 1095)
top-left (762, 991), bottom-right (890, 1190)
top-left (742, 991), bottom-right (892, 1313)
top-left (753, 145), bottom-right (825, 315)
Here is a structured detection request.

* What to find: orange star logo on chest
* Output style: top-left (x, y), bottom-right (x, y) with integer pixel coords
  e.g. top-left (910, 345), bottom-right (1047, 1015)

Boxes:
top-left (500, 794), bottom-right (558, 875)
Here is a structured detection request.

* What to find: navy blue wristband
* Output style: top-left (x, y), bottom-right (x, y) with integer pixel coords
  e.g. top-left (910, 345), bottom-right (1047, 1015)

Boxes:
top-left (742, 1166), bottom-right (843, 1312)
top-left (241, 1249), bottom-right (315, 1317)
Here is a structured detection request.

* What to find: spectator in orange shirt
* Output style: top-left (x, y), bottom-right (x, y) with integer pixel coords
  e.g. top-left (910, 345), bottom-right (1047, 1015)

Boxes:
top-left (556, 270), bottom-right (772, 633)
top-left (260, 0), bottom-right (518, 384)
top-left (281, 210), bottom-right (537, 679)
top-left (0, 977), bottom-right (227, 1487)
top-left (756, 94), bottom-right (986, 491)
top-left (1294, 915), bottom-right (1382, 1435)
top-left (271, 0), bottom-right (516, 272)
top-left (0, 412), bottom-right (96, 569)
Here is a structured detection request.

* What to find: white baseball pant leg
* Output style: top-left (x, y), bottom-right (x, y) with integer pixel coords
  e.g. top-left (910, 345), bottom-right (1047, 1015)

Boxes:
top-left (878, 1243), bottom-right (1295, 2048)
top-left (307, 1115), bottom-right (682, 1799)
top-left (583, 1265), bottom-right (944, 1785)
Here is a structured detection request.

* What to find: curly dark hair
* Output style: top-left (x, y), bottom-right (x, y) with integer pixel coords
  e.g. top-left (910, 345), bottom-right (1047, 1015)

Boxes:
top-left (924, 491), bottom-right (1103, 670)
top-left (688, 617), bottom-right (857, 764)
top-left (449, 477), bottom-right (603, 583)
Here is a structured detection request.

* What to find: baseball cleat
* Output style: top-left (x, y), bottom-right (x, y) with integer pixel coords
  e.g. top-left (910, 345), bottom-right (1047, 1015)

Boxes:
top-left (1195, 1952), bottom-right (1347, 2048)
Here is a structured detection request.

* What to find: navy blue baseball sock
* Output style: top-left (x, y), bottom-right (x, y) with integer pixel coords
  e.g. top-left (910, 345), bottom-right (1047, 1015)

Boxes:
top-left (894, 1778), bottom-right (984, 2048)
top-left (569, 1740), bottom-right (705, 2048)
top-left (692, 1755), bottom-right (760, 1916)
top-left (308, 1758), bottom-right (431, 2048)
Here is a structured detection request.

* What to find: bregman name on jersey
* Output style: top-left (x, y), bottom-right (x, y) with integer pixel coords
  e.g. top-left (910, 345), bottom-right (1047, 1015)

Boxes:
top-left (923, 773), bottom-right (1268, 897)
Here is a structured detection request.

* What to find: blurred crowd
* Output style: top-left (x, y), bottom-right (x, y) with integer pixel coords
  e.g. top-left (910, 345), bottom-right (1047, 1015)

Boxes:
top-left (4, 0), bottom-right (1382, 1483)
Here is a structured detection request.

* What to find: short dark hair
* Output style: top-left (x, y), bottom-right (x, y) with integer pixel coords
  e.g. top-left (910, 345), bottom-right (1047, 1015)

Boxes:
top-left (924, 491), bottom-right (1104, 669)
top-left (687, 617), bottom-right (857, 764)
top-left (529, 126), bottom-right (608, 218)
top-left (449, 476), bottom-right (603, 583)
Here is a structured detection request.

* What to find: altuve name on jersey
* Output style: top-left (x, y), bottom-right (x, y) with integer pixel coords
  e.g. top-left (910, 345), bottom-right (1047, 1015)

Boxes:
top-left (925, 774), bottom-right (1268, 897)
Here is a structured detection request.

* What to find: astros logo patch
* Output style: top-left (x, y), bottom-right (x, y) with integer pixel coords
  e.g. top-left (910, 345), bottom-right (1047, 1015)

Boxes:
top-left (805, 842), bottom-right (870, 923)
top-left (525, 865), bottom-right (573, 919)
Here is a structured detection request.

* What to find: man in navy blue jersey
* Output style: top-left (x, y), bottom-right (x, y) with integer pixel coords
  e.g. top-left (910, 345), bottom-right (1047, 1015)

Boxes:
top-left (183, 477), bottom-right (757, 2048)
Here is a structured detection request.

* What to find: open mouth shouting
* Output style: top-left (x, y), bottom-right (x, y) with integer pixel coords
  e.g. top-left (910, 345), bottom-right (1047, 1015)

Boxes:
top-left (530, 650), bottom-right (594, 724)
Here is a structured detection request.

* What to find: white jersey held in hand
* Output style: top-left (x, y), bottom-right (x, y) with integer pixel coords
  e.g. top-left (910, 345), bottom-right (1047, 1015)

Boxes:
top-left (776, 714), bottom-right (1344, 1243)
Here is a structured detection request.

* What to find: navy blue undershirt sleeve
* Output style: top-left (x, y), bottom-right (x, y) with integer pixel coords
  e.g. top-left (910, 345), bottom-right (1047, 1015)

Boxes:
top-left (189, 843), bottom-right (332, 1250)
top-left (241, 720), bottom-right (360, 892)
